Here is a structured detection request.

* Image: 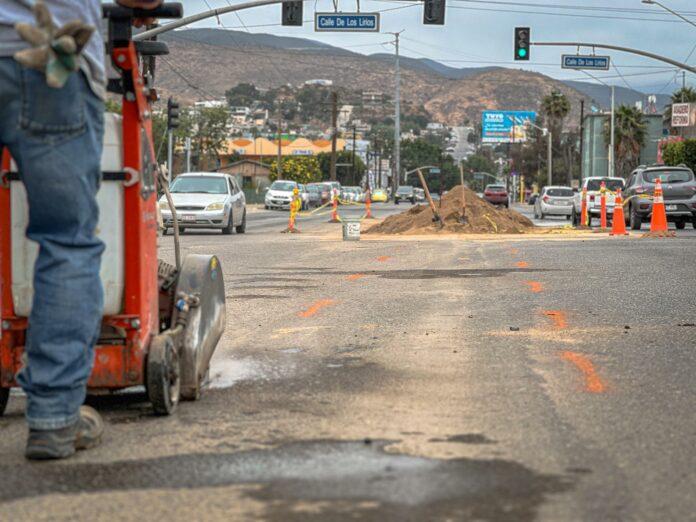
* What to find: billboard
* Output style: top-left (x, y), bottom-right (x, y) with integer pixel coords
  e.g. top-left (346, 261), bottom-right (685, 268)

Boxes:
top-left (671, 103), bottom-right (694, 127)
top-left (481, 110), bottom-right (537, 144)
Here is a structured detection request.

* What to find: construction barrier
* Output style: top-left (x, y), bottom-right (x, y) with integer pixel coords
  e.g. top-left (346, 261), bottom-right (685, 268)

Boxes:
top-left (364, 191), bottom-right (374, 219)
top-left (609, 189), bottom-right (628, 236)
top-left (282, 193), bottom-right (302, 233)
top-left (328, 192), bottom-right (340, 223)
top-left (580, 186), bottom-right (589, 228)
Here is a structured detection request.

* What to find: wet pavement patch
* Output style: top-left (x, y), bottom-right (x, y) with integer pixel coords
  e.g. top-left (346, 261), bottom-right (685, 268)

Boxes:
top-left (429, 433), bottom-right (497, 445)
top-left (0, 440), bottom-right (573, 521)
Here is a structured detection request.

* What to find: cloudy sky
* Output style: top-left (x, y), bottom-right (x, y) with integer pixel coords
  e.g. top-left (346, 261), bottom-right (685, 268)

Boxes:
top-left (163, 0), bottom-right (695, 94)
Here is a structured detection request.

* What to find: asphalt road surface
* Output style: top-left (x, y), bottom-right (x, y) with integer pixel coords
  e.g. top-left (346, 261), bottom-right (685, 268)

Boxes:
top-left (1, 202), bottom-right (694, 521)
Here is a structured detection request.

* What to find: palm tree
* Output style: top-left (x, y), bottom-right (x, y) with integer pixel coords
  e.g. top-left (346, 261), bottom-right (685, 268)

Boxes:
top-left (541, 91), bottom-right (571, 183)
top-left (603, 104), bottom-right (647, 178)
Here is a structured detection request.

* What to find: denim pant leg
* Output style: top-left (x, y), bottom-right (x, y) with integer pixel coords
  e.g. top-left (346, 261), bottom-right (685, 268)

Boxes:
top-left (0, 60), bottom-right (105, 430)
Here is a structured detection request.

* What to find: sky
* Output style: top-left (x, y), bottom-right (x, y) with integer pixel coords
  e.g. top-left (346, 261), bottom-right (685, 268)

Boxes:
top-left (159, 0), bottom-right (696, 94)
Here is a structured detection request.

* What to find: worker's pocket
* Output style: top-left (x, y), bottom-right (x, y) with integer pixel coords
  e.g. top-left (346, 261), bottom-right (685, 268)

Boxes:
top-left (19, 68), bottom-right (86, 144)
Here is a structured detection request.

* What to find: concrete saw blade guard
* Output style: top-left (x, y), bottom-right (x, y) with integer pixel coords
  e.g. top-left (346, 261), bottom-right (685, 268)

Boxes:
top-left (172, 254), bottom-right (226, 400)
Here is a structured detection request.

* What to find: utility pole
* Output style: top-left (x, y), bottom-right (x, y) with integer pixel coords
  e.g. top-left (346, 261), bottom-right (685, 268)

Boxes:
top-left (185, 137), bottom-right (191, 173)
top-left (547, 130), bottom-right (553, 186)
top-left (167, 129), bottom-right (174, 179)
top-left (277, 112), bottom-right (283, 179)
top-left (330, 91), bottom-right (338, 182)
top-left (579, 99), bottom-right (584, 185)
top-left (351, 126), bottom-right (357, 185)
top-left (609, 85), bottom-right (615, 178)
top-left (388, 31), bottom-right (404, 193)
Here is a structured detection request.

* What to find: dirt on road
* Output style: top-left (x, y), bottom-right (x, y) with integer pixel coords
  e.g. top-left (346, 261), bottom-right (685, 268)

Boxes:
top-left (365, 186), bottom-right (533, 235)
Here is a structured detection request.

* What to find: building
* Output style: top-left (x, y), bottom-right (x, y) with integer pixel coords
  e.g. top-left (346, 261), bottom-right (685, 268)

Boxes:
top-left (305, 79), bottom-right (333, 86)
top-left (582, 113), bottom-right (663, 179)
top-left (216, 159), bottom-right (272, 189)
top-left (223, 137), bottom-right (346, 162)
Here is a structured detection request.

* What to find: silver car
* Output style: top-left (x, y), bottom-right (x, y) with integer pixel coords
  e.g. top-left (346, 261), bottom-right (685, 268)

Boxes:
top-left (159, 172), bottom-right (246, 234)
top-left (534, 185), bottom-right (574, 220)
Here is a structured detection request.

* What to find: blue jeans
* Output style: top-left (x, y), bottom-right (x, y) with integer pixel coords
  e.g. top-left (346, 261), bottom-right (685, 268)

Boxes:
top-left (0, 59), bottom-right (105, 430)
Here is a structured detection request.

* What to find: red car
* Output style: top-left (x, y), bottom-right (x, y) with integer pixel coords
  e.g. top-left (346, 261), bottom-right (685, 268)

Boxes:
top-left (483, 184), bottom-right (509, 208)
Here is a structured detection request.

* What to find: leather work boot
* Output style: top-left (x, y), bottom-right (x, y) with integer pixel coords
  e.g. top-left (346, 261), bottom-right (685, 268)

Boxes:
top-left (25, 406), bottom-right (104, 460)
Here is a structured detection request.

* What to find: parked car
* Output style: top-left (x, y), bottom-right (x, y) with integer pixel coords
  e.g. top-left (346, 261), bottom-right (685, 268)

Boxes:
top-left (395, 185), bottom-right (416, 204)
top-left (534, 186), bottom-right (574, 220)
top-left (323, 181), bottom-right (342, 202)
top-left (483, 184), bottom-right (509, 208)
top-left (264, 179), bottom-right (298, 210)
top-left (414, 188), bottom-right (426, 202)
top-left (307, 182), bottom-right (330, 205)
top-left (159, 172), bottom-right (246, 235)
top-left (623, 165), bottom-right (696, 230)
top-left (305, 183), bottom-right (322, 207)
top-left (571, 177), bottom-right (625, 226)
top-left (371, 188), bottom-right (388, 202)
top-left (298, 184), bottom-right (310, 210)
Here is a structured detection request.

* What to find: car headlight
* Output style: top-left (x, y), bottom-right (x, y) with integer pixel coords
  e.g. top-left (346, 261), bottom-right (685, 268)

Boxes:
top-left (205, 202), bottom-right (225, 211)
top-left (159, 201), bottom-right (169, 211)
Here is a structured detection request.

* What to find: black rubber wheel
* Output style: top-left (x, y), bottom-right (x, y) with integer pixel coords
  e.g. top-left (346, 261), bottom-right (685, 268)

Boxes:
top-left (222, 212), bottom-right (234, 235)
top-left (692, 217), bottom-right (696, 229)
top-left (411, 198), bottom-right (415, 204)
top-left (629, 205), bottom-right (642, 230)
top-left (395, 199), bottom-right (400, 205)
top-left (571, 208), bottom-right (578, 226)
top-left (539, 212), bottom-right (545, 220)
top-left (163, 228), bottom-right (170, 236)
top-left (566, 215), bottom-right (571, 220)
top-left (0, 388), bottom-right (9, 416)
top-left (236, 210), bottom-right (247, 234)
top-left (675, 220), bottom-right (686, 230)
top-left (146, 335), bottom-right (180, 416)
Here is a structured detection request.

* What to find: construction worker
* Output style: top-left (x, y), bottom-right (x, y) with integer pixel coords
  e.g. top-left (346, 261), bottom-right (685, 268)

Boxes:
top-left (0, 0), bottom-right (162, 460)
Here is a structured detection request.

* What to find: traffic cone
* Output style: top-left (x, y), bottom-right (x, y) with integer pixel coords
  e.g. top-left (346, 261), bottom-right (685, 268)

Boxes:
top-left (328, 192), bottom-right (340, 223)
top-left (610, 189), bottom-right (628, 236)
top-left (579, 186), bottom-right (588, 228)
top-left (644, 178), bottom-right (674, 237)
top-left (599, 181), bottom-right (608, 229)
top-left (364, 190), bottom-right (374, 219)
top-left (282, 196), bottom-right (301, 233)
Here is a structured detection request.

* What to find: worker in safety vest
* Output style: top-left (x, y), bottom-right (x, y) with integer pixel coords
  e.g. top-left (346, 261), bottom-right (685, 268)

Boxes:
top-left (0, 0), bottom-right (162, 460)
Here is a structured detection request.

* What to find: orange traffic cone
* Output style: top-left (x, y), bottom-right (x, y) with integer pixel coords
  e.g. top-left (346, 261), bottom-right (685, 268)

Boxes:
top-left (610, 189), bottom-right (628, 236)
top-left (364, 190), bottom-right (374, 219)
top-left (328, 192), bottom-right (340, 223)
top-left (649, 178), bottom-right (668, 233)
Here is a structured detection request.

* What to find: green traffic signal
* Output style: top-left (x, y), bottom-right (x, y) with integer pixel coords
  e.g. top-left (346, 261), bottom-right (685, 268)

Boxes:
top-left (514, 27), bottom-right (530, 61)
top-left (518, 49), bottom-right (527, 58)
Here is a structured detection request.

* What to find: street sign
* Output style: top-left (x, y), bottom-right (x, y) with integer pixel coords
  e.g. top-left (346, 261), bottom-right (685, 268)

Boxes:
top-left (474, 173), bottom-right (484, 180)
top-left (671, 103), bottom-right (693, 127)
top-left (481, 110), bottom-right (537, 144)
top-left (429, 168), bottom-right (441, 174)
top-left (314, 12), bottom-right (380, 32)
top-left (561, 54), bottom-right (610, 71)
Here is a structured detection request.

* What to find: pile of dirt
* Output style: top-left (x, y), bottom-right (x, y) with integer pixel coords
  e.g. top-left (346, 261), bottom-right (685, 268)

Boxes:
top-left (365, 185), bottom-right (534, 235)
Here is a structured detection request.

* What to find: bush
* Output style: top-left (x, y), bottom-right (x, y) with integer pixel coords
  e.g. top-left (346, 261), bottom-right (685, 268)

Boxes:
top-left (269, 156), bottom-right (322, 185)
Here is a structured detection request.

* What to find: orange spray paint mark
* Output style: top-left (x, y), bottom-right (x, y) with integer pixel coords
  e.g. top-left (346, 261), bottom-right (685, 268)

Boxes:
top-left (543, 310), bottom-right (568, 329)
top-left (346, 273), bottom-right (366, 281)
top-left (376, 256), bottom-right (392, 262)
top-left (560, 351), bottom-right (607, 393)
top-left (298, 299), bottom-right (336, 318)
top-left (515, 261), bottom-right (529, 268)
top-left (525, 281), bottom-right (544, 293)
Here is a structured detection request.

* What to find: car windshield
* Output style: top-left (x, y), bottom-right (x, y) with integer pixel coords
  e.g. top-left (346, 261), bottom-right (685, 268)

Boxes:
top-left (170, 176), bottom-right (228, 194)
top-left (586, 179), bottom-right (624, 191)
top-left (397, 186), bottom-right (414, 193)
top-left (546, 188), bottom-right (573, 197)
top-left (270, 181), bottom-right (297, 191)
top-left (642, 169), bottom-right (693, 184)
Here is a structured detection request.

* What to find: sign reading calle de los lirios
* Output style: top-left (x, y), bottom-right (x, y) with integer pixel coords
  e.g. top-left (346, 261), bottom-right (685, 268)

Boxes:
top-left (314, 12), bottom-right (380, 32)
top-left (561, 54), bottom-right (610, 71)
top-left (481, 110), bottom-right (537, 144)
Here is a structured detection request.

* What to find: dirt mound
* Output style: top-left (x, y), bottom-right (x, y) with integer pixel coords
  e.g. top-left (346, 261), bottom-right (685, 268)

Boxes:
top-left (365, 185), bottom-right (533, 235)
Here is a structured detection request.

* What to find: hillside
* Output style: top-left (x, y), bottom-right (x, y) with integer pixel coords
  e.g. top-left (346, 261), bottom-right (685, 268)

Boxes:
top-left (155, 29), bottom-right (661, 126)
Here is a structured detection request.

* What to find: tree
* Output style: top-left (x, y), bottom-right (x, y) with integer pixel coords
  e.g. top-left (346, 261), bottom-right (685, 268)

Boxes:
top-left (316, 151), bottom-right (367, 185)
top-left (176, 106), bottom-right (231, 171)
top-left (225, 83), bottom-right (260, 107)
top-left (541, 91), bottom-right (571, 132)
top-left (603, 104), bottom-right (647, 178)
top-left (269, 156), bottom-right (322, 184)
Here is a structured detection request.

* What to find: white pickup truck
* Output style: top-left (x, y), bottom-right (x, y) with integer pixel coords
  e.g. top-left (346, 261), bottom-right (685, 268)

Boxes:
top-left (571, 176), bottom-right (625, 226)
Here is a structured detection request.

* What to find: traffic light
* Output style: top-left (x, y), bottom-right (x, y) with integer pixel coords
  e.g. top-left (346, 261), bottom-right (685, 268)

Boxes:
top-left (282, 1), bottom-right (303, 26)
top-left (167, 97), bottom-right (180, 130)
top-left (423, 0), bottom-right (445, 25)
top-left (514, 27), bottom-right (530, 61)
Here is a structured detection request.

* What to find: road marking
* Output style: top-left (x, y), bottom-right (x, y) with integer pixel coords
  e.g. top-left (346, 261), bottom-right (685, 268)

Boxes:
top-left (515, 261), bottom-right (529, 268)
top-left (525, 281), bottom-right (544, 293)
top-left (376, 256), bottom-right (392, 262)
top-left (346, 273), bottom-right (367, 281)
top-left (543, 310), bottom-right (568, 329)
top-left (298, 299), bottom-right (336, 318)
top-left (560, 351), bottom-right (607, 393)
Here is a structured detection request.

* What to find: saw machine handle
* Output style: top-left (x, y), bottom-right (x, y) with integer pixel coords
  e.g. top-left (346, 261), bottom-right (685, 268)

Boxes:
top-left (102, 3), bottom-right (184, 21)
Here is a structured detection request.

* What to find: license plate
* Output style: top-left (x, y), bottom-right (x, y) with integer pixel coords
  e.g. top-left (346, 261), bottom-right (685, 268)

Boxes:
top-left (181, 214), bottom-right (196, 222)
top-left (666, 205), bottom-right (678, 211)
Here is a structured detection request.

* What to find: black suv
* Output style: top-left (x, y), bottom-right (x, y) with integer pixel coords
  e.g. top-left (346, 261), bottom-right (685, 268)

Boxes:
top-left (623, 165), bottom-right (696, 230)
top-left (395, 185), bottom-right (416, 204)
